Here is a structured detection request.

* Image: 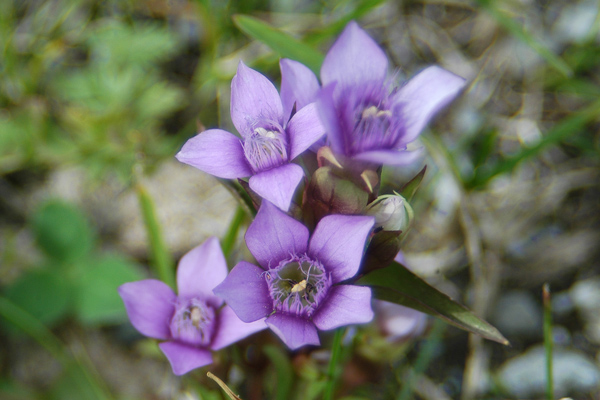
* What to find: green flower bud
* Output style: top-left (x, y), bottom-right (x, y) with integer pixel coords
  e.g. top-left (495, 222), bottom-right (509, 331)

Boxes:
top-left (365, 194), bottom-right (413, 233)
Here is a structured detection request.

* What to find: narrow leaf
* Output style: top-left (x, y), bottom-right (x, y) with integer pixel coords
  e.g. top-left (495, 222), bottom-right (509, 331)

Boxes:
top-left (399, 165), bottom-right (427, 202)
top-left (356, 262), bottom-right (509, 345)
top-left (233, 15), bottom-right (324, 74)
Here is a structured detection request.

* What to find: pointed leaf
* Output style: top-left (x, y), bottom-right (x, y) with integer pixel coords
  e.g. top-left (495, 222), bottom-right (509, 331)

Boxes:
top-left (233, 15), bottom-right (324, 74)
top-left (398, 165), bottom-right (426, 202)
top-left (356, 262), bottom-right (509, 345)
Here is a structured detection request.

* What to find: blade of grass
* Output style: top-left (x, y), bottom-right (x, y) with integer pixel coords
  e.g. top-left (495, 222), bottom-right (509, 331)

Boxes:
top-left (221, 205), bottom-right (246, 258)
top-left (233, 15), bottom-right (324, 74)
top-left (468, 98), bottom-right (600, 188)
top-left (543, 283), bottom-right (553, 400)
top-left (323, 328), bottom-right (345, 400)
top-left (0, 296), bottom-right (112, 400)
top-left (475, 0), bottom-right (572, 77)
top-left (135, 183), bottom-right (175, 288)
top-left (397, 318), bottom-right (445, 400)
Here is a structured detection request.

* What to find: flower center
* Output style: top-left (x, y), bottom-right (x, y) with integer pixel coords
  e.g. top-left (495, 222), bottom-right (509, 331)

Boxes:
top-left (243, 125), bottom-right (288, 173)
top-left (265, 255), bottom-right (331, 317)
top-left (350, 104), bottom-right (398, 153)
top-left (169, 298), bottom-right (216, 346)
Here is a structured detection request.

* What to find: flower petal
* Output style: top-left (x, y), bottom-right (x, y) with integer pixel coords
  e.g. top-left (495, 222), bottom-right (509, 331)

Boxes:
top-left (280, 58), bottom-right (320, 122)
top-left (394, 66), bottom-right (466, 145)
top-left (287, 103), bottom-right (326, 160)
top-left (308, 215), bottom-right (374, 283)
top-left (210, 306), bottom-right (267, 350)
top-left (321, 21), bottom-right (388, 92)
top-left (315, 83), bottom-right (345, 155)
top-left (212, 261), bottom-right (272, 322)
top-left (265, 313), bottom-right (320, 350)
top-left (245, 200), bottom-right (309, 268)
top-left (231, 60), bottom-right (284, 137)
top-left (158, 341), bottom-right (212, 375)
top-left (176, 237), bottom-right (227, 307)
top-left (312, 285), bottom-right (373, 331)
top-left (175, 129), bottom-right (252, 179)
top-left (353, 148), bottom-right (423, 166)
top-left (118, 280), bottom-right (175, 340)
top-left (248, 164), bottom-right (304, 212)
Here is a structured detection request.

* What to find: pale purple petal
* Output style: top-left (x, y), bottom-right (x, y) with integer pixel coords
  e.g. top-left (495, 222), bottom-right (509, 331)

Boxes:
top-left (265, 313), bottom-right (320, 350)
top-left (212, 261), bottom-right (272, 322)
top-left (375, 300), bottom-right (427, 340)
top-left (353, 148), bottom-right (423, 166)
top-left (287, 103), bottom-right (326, 160)
top-left (321, 21), bottom-right (388, 92)
top-left (231, 61), bottom-right (284, 137)
top-left (248, 164), bottom-right (304, 212)
top-left (158, 341), bottom-right (212, 375)
top-left (118, 280), bottom-right (175, 340)
top-left (175, 129), bottom-right (252, 179)
top-left (315, 83), bottom-right (344, 154)
top-left (245, 201), bottom-right (309, 268)
top-left (210, 306), bottom-right (267, 350)
top-left (393, 66), bottom-right (466, 145)
top-left (312, 285), bottom-right (373, 331)
top-left (176, 237), bottom-right (227, 308)
top-left (280, 58), bottom-right (320, 122)
top-left (308, 215), bottom-right (374, 283)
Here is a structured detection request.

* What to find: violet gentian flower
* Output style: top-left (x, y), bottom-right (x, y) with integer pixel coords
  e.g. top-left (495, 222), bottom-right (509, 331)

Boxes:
top-left (176, 61), bottom-right (326, 212)
top-left (213, 201), bottom-right (375, 350)
top-left (281, 21), bottom-right (466, 166)
top-left (118, 237), bottom-right (266, 375)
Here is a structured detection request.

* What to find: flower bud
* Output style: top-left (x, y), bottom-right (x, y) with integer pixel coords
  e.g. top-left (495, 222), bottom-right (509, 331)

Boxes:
top-left (365, 194), bottom-right (413, 233)
top-left (303, 165), bottom-right (370, 223)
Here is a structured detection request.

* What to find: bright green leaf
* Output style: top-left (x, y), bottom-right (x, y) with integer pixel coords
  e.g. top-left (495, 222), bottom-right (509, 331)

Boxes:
top-left (32, 200), bottom-right (94, 262)
top-left (74, 255), bottom-right (145, 325)
top-left (356, 262), bottom-right (509, 345)
top-left (3, 269), bottom-right (72, 328)
top-left (233, 15), bottom-right (324, 74)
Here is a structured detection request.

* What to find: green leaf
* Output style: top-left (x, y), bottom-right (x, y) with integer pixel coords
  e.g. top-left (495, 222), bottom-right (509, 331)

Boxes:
top-left (233, 15), bottom-right (324, 74)
top-left (356, 262), bottom-right (509, 345)
top-left (74, 255), bottom-right (145, 325)
top-left (3, 269), bottom-right (72, 328)
top-left (398, 165), bottom-right (427, 202)
top-left (31, 200), bottom-right (94, 262)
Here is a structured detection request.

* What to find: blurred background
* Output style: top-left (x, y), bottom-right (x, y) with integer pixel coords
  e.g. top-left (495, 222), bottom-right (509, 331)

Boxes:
top-left (0, 0), bottom-right (599, 399)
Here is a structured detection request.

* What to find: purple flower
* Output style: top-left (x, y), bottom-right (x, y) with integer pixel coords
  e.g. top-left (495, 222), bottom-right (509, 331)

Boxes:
top-left (118, 237), bottom-right (266, 375)
top-left (281, 21), bottom-right (466, 166)
top-left (213, 201), bottom-right (375, 350)
top-left (176, 61), bottom-right (326, 212)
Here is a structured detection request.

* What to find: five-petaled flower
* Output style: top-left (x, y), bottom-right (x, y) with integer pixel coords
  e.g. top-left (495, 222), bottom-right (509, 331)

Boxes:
top-left (213, 201), bottom-right (375, 350)
top-left (118, 237), bottom-right (266, 375)
top-left (176, 61), bottom-right (326, 212)
top-left (281, 21), bottom-right (466, 166)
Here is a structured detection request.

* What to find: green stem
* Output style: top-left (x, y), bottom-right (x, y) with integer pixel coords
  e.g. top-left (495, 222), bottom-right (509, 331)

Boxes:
top-left (221, 206), bottom-right (246, 257)
top-left (323, 328), bottom-right (344, 400)
top-left (543, 283), bottom-right (553, 400)
top-left (136, 183), bottom-right (175, 288)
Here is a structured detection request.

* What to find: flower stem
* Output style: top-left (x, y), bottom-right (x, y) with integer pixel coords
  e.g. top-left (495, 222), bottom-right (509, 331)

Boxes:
top-left (324, 327), bottom-right (344, 400)
top-left (222, 206), bottom-right (246, 258)
top-left (543, 283), bottom-right (553, 400)
top-left (135, 183), bottom-right (175, 288)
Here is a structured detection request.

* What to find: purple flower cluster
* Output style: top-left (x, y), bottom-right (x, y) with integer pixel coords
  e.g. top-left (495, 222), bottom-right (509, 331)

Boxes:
top-left (120, 21), bottom-right (464, 375)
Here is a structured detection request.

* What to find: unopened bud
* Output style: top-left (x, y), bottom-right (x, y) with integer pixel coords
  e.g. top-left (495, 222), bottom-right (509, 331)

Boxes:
top-left (366, 194), bottom-right (413, 233)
